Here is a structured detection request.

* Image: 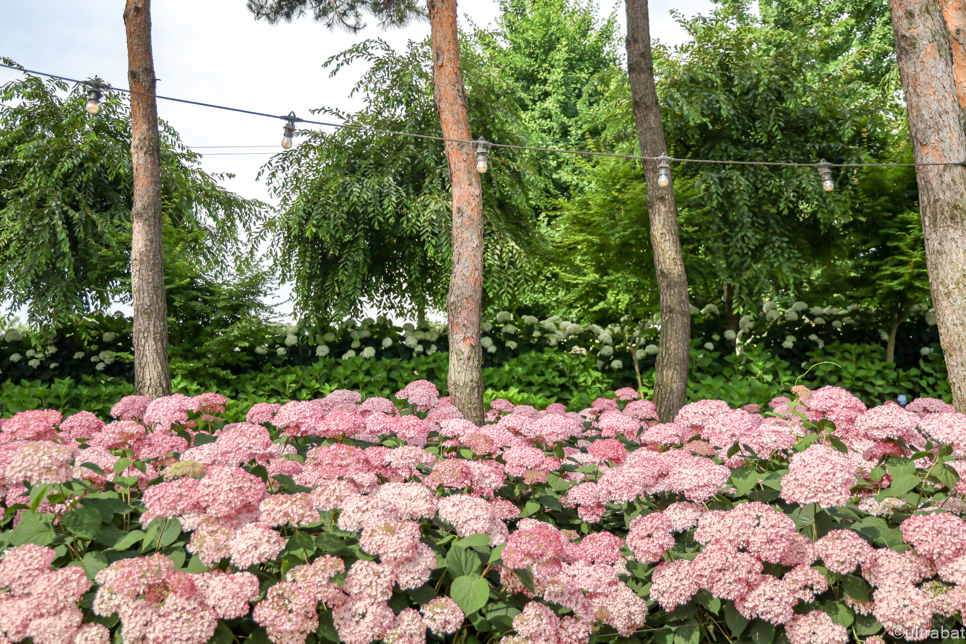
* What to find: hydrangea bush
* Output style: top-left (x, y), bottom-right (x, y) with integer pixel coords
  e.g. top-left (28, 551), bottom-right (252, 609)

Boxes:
top-left (0, 382), bottom-right (964, 643)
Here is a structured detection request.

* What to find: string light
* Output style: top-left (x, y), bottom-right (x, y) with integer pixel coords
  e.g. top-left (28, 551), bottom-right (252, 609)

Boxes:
top-left (475, 138), bottom-right (489, 173)
top-left (818, 159), bottom-right (834, 192)
top-left (657, 154), bottom-right (671, 187)
top-left (281, 112), bottom-right (298, 149)
top-left (85, 78), bottom-right (103, 115)
top-left (3, 62), bottom-right (964, 189)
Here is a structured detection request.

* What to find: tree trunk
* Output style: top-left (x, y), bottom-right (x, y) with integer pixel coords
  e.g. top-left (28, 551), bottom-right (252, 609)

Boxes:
top-left (625, 0), bottom-right (690, 422)
top-left (428, 0), bottom-right (485, 425)
top-left (888, 0), bottom-right (966, 411)
top-left (124, 0), bottom-right (171, 398)
top-left (886, 314), bottom-right (901, 364)
top-left (722, 282), bottom-right (740, 344)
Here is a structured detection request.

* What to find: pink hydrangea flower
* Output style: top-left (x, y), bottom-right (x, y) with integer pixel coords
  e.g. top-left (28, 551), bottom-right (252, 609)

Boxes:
top-left (420, 597), bottom-right (464, 635)
top-left (396, 380), bottom-right (440, 412)
top-left (780, 443), bottom-right (857, 508)
top-left (785, 610), bottom-right (848, 644)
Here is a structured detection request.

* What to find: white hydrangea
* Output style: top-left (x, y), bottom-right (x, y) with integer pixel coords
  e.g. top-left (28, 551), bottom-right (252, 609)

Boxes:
top-left (102, 332), bottom-right (116, 343)
top-left (73, 351), bottom-right (85, 359)
top-left (547, 315), bottom-right (561, 324)
top-left (95, 362), bottom-right (107, 371)
top-left (323, 332), bottom-right (336, 343)
top-left (842, 317), bottom-right (854, 325)
top-left (589, 324), bottom-right (604, 336)
top-left (404, 336), bottom-right (419, 348)
top-left (792, 301), bottom-right (809, 312)
top-left (635, 349), bottom-right (646, 360)
top-left (785, 310), bottom-right (799, 322)
top-left (496, 311), bottom-right (512, 322)
top-left (848, 304), bottom-right (861, 312)
top-left (762, 301), bottom-right (777, 313)
top-left (481, 336), bottom-right (494, 348)
top-left (739, 315), bottom-right (754, 331)
top-left (45, 346), bottom-right (56, 356)
top-left (91, 355), bottom-right (100, 363)
top-left (809, 306), bottom-right (824, 316)
top-left (782, 341), bottom-right (794, 349)
top-left (427, 344), bottom-right (438, 355)
top-left (816, 339), bottom-right (825, 349)
top-left (276, 347), bottom-right (287, 356)
top-left (481, 322), bottom-right (493, 332)
top-left (813, 317), bottom-right (826, 325)
top-left (99, 351), bottom-right (115, 365)
top-left (724, 330), bottom-right (736, 341)
top-left (363, 317), bottom-right (375, 326)
top-left (25, 350), bottom-right (36, 358)
top-left (350, 330), bottom-right (361, 340)
top-left (4, 330), bottom-right (22, 342)
top-left (255, 346), bottom-right (268, 355)
top-left (712, 333), bottom-right (721, 341)
top-left (502, 325), bottom-right (518, 335)
top-left (402, 322), bottom-right (415, 332)
top-left (926, 309), bottom-right (937, 326)
top-left (611, 360), bottom-right (623, 370)
top-left (413, 345), bottom-right (424, 354)
top-left (596, 360), bottom-right (605, 369)
top-left (829, 307), bottom-right (842, 316)
top-left (486, 344), bottom-right (497, 353)
top-left (644, 344), bottom-right (659, 356)
top-left (540, 321), bottom-right (557, 332)
top-left (523, 315), bottom-right (538, 325)
top-left (571, 346), bottom-right (588, 355)
top-left (565, 324), bottom-right (583, 335)
top-left (27, 359), bottom-right (40, 368)
top-left (362, 347), bottom-right (376, 359)
top-left (786, 335), bottom-right (796, 343)
top-left (90, 345), bottom-right (98, 352)
top-left (599, 345), bottom-right (614, 357)
top-left (879, 329), bottom-right (889, 341)
top-left (350, 340), bottom-right (361, 349)
top-left (832, 320), bottom-right (842, 329)
top-left (344, 319), bottom-right (357, 328)
top-left (9, 353), bottom-right (21, 362)
top-left (284, 334), bottom-right (299, 346)
top-left (427, 331), bottom-right (440, 342)
top-left (506, 341), bottom-right (518, 350)
top-left (700, 304), bottom-right (719, 316)
top-left (49, 363), bottom-right (58, 369)
top-left (808, 334), bottom-right (820, 342)
top-left (765, 310), bottom-right (781, 321)
top-left (704, 342), bottom-right (714, 350)
top-left (358, 329), bottom-right (371, 339)
top-left (921, 347), bottom-right (933, 356)
top-left (547, 337), bottom-right (558, 347)
top-left (382, 337), bottom-right (393, 348)
top-left (598, 333), bottom-right (613, 345)
top-left (316, 345), bottom-right (329, 357)
top-left (342, 349), bottom-right (357, 359)
top-left (284, 325), bottom-right (299, 335)
top-left (690, 305), bottom-right (700, 315)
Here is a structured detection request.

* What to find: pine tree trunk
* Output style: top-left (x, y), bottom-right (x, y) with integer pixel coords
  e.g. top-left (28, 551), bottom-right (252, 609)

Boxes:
top-left (428, 0), bottom-right (485, 425)
top-left (886, 314), bottom-right (901, 364)
top-left (888, 0), bottom-right (966, 411)
top-left (124, 0), bottom-right (171, 398)
top-left (625, 0), bottom-right (690, 422)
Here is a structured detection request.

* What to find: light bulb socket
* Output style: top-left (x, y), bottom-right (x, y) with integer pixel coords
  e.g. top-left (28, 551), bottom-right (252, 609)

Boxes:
top-left (85, 79), bottom-right (103, 115)
top-left (281, 111), bottom-right (298, 148)
top-left (818, 159), bottom-right (833, 192)
top-left (657, 154), bottom-right (671, 187)
top-left (475, 137), bottom-right (490, 174)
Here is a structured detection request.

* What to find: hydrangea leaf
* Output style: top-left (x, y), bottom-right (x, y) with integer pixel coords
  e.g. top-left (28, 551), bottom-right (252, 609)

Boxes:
top-left (450, 575), bottom-right (489, 616)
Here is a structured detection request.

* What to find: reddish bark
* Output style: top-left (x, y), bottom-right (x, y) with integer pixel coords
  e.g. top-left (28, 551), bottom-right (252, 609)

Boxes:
top-left (889, 0), bottom-right (966, 411)
top-left (428, 0), bottom-right (485, 424)
top-left (124, 0), bottom-right (171, 398)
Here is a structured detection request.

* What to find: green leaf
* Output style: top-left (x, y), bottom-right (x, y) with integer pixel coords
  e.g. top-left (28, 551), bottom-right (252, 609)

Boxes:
top-left (62, 503), bottom-right (104, 539)
top-left (724, 602), bottom-right (749, 637)
top-left (455, 534), bottom-right (492, 549)
top-left (28, 484), bottom-right (51, 512)
top-left (159, 518), bottom-right (182, 547)
top-left (673, 623), bottom-right (700, 644)
top-left (193, 432), bottom-right (217, 447)
top-left (537, 495), bottom-right (563, 511)
top-left (81, 551), bottom-right (109, 581)
top-left (854, 613), bottom-right (883, 636)
top-left (447, 545), bottom-right (482, 578)
top-left (794, 433), bottom-right (819, 451)
top-left (113, 457), bottom-right (132, 475)
top-left (79, 462), bottom-right (106, 476)
top-left (842, 575), bottom-right (871, 602)
top-left (828, 437), bottom-right (849, 454)
top-left (273, 474), bottom-right (312, 494)
top-left (450, 575), bottom-right (490, 616)
top-left (317, 609), bottom-right (340, 643)
top-left (488, 543), bottom-right (507, 564)
top-left (748, 620), bottom-right (775, 644)
top-left (186, 553), bottom-right (213, 573)
top-left (513, 568), bottom-right (535, 592)
top-left (9, 512), bottom-right (55, 546)
top-left (546, 473), bottom-right (570, 492)
top-left (209, 622), bottom-right (235, 644)
top-left (731, 468), bottom-right (759, 497)
top-left (520, 500), bottom-right (541, 517)
top-left (111, 529), bottom-right (147, 551)
top-left (315, 533), bottom-right (351, 556)
top-left (94, 523), bottom-right (127, 548)
top-left (821, 600), bottom-right (855, 627)
top-left (141, 519), bottom-right (164, 552)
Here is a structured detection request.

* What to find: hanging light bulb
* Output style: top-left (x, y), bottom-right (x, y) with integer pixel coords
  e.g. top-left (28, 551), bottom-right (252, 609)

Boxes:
top-left (818, 159), bottom-right (834, 192)
top-left (657, 154), bottom-right (671, 187)
top-left (85, 80), bottom-right (103, 115)
top-left (475, 138), bottom-right (490, 173)
top-left (281, 112), bottom-right (298, 149)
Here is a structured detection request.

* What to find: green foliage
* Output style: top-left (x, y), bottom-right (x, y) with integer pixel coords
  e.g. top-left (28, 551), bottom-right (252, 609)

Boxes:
top-left (0, 63), bottom-right (264, 327)
top-left (258, 38), bottom-right (544, 320)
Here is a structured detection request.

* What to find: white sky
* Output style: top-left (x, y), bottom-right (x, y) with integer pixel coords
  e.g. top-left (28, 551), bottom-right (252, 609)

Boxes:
top-left (0, 0), bottom-right (714, 324)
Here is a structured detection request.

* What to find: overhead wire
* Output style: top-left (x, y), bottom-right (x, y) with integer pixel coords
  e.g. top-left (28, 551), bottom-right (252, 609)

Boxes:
top-left (1, 61), bottom-right (964, 169)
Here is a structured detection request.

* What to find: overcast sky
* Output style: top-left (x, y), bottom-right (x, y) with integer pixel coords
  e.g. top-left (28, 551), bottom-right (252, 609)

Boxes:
top-left (0, 0), bottom-right (714, 323)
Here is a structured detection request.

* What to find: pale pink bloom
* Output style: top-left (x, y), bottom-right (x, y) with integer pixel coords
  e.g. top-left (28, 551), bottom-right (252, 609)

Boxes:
top-left (734, 575), bottom-right (796, 625)
top-left (785, 610), bottom-right (848, 644)
top-left (59, 411), bottom-right (105, 442)
top-left (396, 380), bottom-right (439, 412)
top-left (245, 402), bottom-right (281, 425)
top-left (815, 530), bottom-right (873, 574)
top-left (143, 394), bottom-right (199, 431)
top-left (344, 560), bottom-right (395, 602)
top-left (626, 513), bottom-right (674, 563)
top-left (901, 513), bottom-right (966, 565)
top-left (253, 581), bottom-right (320, 644)
top-left (272, 400), bottom-right (326, 437)
top-left (782, 564), bottom-right (829, 602)
top-left (228, 522), bottom-right (286, 569)
top-left (193, 571), bottom-right (259, 619)
top-left (0, 409), bottom-right (62, 442)
top-left (650, 559), bottom-right (697, 611)
top-left (780, 443), bottom-right (856, 508)
top-left (0, 440), bottom-right (76, 485)
top-left (420, 596), bottom-right (464, 635)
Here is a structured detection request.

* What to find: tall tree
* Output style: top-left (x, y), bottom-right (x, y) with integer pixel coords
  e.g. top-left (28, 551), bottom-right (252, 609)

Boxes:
top-left (124, 0), bottom-right (170, 398)
top-left (625, 0), bottom-right (690, 421)
top-left (887, 0), bottom-right (966, 411)
top-left (248, 0), bottom-right (486, 423)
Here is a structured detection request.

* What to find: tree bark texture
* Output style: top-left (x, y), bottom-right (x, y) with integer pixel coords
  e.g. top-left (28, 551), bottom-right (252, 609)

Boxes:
top-left (886, 314), bottom-right (900, 364)
top-left (625, 0), bottom-right (691, 422)
top-left (888, 0), bottom-right (966, 411)
top-left (428, 0), bottom-right (485, 425)
top-left (125, 0), bottom-right (171, 398)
